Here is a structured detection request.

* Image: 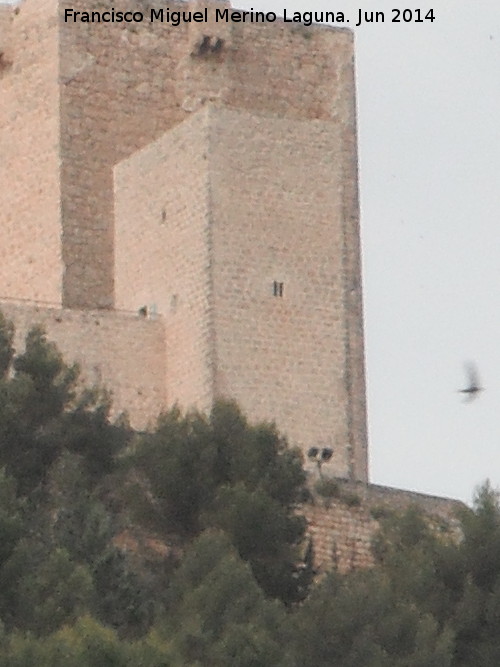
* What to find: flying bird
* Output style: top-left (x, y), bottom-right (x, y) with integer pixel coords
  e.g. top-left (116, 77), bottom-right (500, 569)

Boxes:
top-left (459, 362), bottom-right (484, 402)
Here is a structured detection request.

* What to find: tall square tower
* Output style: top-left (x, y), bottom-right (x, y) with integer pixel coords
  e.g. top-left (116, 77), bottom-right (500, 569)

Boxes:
top-left (1, 0), bottom-right (367, 480)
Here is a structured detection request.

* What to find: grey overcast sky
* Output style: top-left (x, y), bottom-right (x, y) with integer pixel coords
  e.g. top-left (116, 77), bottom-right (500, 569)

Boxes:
top-left (238, 0), bottom-right (500, 504)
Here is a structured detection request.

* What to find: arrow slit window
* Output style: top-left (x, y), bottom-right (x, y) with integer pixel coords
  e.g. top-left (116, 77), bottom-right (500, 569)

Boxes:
top-left (273, 281), bottom-right (284, 297)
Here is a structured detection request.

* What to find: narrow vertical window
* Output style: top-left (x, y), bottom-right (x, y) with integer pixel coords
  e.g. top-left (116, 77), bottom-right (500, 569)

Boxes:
top-left (273, 281), bottom-right (284, 297)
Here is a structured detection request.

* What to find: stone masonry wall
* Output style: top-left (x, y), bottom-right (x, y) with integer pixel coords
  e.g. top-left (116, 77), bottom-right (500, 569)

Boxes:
top-left (57, 0), bottom-right (358, 308)
top-left (0, 300), bottom-right (166, 428)
top-left (114, 109), bottom-right (214, 412)
top-left (302, 480), bottom-right (463, 573)
top-left (209, 106), bottom-right (364, 478)
top-left (59, 0), bottom-right (186, 308)
top-left (0, 0), bottom-right (62, 304)
top-left (114, 105), bottom-right (367, 476)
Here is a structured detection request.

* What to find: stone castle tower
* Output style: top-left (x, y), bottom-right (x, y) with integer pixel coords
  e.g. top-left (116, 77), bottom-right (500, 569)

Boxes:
top-left (0, 0), bottom-right (368, 480)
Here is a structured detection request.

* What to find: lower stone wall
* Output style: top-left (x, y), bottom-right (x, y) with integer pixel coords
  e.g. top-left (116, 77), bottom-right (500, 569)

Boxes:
top-left (0, 300), bottom-right (167, 429)
top-left (304, 498), bottom-right (376, 572)
top-left (301, 479), bottom-right (464, 573)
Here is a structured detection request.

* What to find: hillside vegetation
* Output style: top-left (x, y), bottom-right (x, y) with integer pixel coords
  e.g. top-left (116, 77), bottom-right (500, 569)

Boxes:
top-left (0, 312), bottom-right (498, 665)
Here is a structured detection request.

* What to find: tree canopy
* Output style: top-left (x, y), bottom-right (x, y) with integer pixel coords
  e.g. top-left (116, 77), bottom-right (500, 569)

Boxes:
top-left (0, 312), bottom-right (499, 665)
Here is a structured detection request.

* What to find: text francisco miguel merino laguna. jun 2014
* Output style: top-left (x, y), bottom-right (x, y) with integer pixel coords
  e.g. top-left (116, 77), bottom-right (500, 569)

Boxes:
top-left (62, 6), bottom-right (403, 28)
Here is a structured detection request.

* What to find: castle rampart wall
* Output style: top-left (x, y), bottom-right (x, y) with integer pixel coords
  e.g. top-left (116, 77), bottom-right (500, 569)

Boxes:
top-left (0, 0), bottom-right (63, 304)
top-left (0, 300), bottom-right (167, 428)
top-left (302, 481), bottom-right (463, 573)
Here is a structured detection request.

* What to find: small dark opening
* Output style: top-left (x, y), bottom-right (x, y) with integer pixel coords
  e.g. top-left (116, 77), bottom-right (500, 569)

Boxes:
top-left (273, 281), bottom-right (284, 297)
top-left (0, 52), bottom-right (12, 75)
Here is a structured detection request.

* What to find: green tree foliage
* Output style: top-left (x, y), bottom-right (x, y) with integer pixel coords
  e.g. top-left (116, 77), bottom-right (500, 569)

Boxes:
top-left (0, 468), bottom-right (24, 569)
top-left (210, 482), bottom-right (307, 602)
top-left (0, 312), bottom-right (14, 377)
top-left (161, 530), bottom-right (288, 667)
top-left (0, 315), bottom-right (136, 636)
top-left (131, 401), bottom-right (309, 604)
top-left (288, 569), bottom-right (453, 667)
top-left (9, 313), bottom-right (500, 664)
top-left (13, 326), bottom-right (79, 425)
top-left (131, 406), bottom-right (217, 537)
top-left (0, 324), bottom-right (127, 495)
top-left (13, 547), bottom-right (94, 636)
top-left (450, 482), bottom-right (500, 666)
top-left (354, 485), bottom-right (500, 667)
top-left (0, 616), bottom-right (173, 667)
top-left (48, 453), bottom-right (153, 635)
top-left (371, 505), bottom-right (463, 624)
